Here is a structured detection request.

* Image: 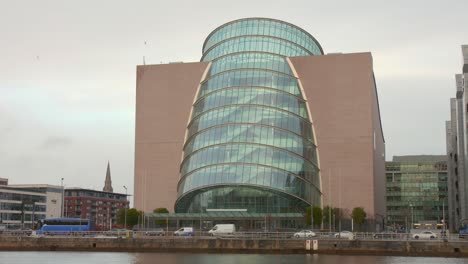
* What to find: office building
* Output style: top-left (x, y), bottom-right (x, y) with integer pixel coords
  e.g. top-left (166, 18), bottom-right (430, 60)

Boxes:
top-left (446, 44), bottom-right (468, 231)
top-left (0, 183), bottom-right (63, 228)
top-left (386, 155), bottom-right (448, 231)
top-left (134, 18), bottom-right (385, 220)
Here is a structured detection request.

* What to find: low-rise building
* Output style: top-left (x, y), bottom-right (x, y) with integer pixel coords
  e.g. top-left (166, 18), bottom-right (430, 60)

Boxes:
top-left (64, 188), bottom-right (128, 230)
top-left (64, 162), bottom-right (129, 230)
top-left (6, 184), bottom-right (64, 219)
top-left (0, 184), bottom-right (63, 228)
top-left (386, 155), bottom-right (448, 232)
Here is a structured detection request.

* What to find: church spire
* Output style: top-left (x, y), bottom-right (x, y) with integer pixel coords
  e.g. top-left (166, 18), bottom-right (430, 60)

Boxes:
top-left (103, 161), bottom-right (113, 192)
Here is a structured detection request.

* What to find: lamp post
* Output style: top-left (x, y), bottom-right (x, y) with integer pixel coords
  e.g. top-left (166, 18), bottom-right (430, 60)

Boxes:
top-left (375, 213), bottom-right (385, 232)
top-left (409, 204), bottom-right (414, 233)
top-left (442, 200), bottom-right (446, 237)
top-left (61, 178), bottom-right (64, 218)
top-left (31, 202), bottom-right (36, 229)
top-left (123, 185), bottom-right (127, 229)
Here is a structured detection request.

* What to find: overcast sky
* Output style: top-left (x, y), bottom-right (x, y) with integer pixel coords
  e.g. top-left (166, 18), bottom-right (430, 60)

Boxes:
top-left (0, 0), bottom-right (467, 197)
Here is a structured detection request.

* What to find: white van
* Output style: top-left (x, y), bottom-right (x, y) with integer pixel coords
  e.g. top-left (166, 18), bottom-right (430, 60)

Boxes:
top-left (174, 227), bottom-right (194, 236)
top-left (208, 224), bottom-right (236, 236)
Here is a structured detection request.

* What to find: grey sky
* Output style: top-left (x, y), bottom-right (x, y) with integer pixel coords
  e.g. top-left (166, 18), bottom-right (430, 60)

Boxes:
top-left (0, 0), bottom-right (467, 197)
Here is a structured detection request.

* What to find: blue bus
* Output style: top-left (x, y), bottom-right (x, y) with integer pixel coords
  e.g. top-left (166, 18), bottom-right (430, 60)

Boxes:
top-left (36, 218), bottom-right (93, 235)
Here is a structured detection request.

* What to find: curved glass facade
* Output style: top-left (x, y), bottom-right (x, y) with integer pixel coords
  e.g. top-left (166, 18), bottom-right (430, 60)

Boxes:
top-left (175, 18), bottom-right (322, 213)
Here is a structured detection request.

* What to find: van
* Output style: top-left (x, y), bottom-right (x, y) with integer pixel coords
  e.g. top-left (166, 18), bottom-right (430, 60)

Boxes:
top-left (208, 224), bottom-right (236, 236)
top-left (174, 227), bottom-right (194, 236)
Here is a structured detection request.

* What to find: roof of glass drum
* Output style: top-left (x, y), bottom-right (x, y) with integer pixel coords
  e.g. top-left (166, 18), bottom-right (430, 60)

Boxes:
top-left (202, 17), bottom-right (324, 58)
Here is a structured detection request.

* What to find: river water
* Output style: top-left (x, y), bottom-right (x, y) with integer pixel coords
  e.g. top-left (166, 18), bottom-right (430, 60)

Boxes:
top-left (1, 252), bottom-right (468, 264)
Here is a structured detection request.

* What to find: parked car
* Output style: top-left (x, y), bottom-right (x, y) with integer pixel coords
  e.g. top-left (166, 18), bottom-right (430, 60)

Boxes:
top-left (412, 231), bottom-right (437, 240)
top-left (109, 229), bottom-right (133, 238)
top-left (145, 228), bottom-right (165, 236)
top-left (208, 224), bottom-right (236, 236)
top-left (334, 231), bottom-right (353, 239)
top-left (293, 230), bottom-right (316, 238)
top-left (174, 227), bottom-right (194, 236)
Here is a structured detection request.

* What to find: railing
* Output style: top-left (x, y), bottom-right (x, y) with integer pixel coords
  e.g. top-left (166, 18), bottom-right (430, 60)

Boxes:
top-left (0, 230), bottom-right (467, 242)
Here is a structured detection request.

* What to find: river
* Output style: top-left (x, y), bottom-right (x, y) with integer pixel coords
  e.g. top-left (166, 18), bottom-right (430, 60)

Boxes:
top-left (1, 252), bottom-right (467, 264)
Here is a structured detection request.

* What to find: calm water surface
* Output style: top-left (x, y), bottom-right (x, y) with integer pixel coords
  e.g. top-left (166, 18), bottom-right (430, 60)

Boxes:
top-left (1, 252), bottom-right (468, 264)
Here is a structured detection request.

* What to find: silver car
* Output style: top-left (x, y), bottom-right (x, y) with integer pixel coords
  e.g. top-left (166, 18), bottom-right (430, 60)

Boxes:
top-left (412, 231), bottom-right (437, 240)
top-left (334, 231), bottom-right (353, 239)
top-left (294, 230), bottom-right (316, 238)
top-left (145, 228), bottom-right (165, 236)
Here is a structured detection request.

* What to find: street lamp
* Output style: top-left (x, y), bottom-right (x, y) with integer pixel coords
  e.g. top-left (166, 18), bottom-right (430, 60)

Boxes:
top-left (123, 185), bottom-right (127, 229)
top-left (409, 204), bottom-right (414, 233)
top-left (442, 199), bottom-right (447, 237)
top-left (32, 202), bottom-right (36, 229)
top-left (375, 213), bottom-right (385, 232)
top-left (65, 198), bottom-right (68, 218)
top-left (61, 178), bottom-right (64, 218)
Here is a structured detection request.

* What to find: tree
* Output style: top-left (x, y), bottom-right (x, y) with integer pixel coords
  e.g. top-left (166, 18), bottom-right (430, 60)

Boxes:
top-left (322, 206), bottom-right (344, 230)
top-left (351, 207), bottom-right (367, 231)
top-left (323, 206), bottom-right (332, 229)
top-left (333, 207), bottom-right (343, 221)
top-left (153, 208), bottom-right (169, 214)
top-left (305, 207), bottom-right (312, 226)
top-left (153, 208), bottom-right (169, 226)
top-left (116, 208), bottom-right (142, 228)
top-left (312, 206), bottom-right (322, 228)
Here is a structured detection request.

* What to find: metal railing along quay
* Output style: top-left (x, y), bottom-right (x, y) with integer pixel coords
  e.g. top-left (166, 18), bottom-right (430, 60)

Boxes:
top-left (1, 230), bottom-right (467, 242)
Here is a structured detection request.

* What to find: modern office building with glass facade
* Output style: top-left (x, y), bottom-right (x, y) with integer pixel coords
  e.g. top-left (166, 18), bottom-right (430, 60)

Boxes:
top-left (386, 156), bottom-right (448, 231)
top-left (134, 18), bottom-right (385, 221)
top-left (446, 44), bottom-right (468, 231)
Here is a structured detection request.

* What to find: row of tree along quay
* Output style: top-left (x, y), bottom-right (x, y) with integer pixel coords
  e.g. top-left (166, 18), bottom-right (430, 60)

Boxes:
top-left (306, 206), bottom-right (368, 232)
top-left (115, 206), bottom-right (369, 232)
top-left (115, 208), bottom-right (169, 230)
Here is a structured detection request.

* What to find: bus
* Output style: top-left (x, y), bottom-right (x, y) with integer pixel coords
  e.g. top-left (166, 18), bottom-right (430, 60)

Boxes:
top-left (36, 218), bottom-right (93, 235)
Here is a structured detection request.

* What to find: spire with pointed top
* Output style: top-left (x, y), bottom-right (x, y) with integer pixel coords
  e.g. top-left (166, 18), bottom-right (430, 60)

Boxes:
top-left (103, 161), bottom-right (113, 192)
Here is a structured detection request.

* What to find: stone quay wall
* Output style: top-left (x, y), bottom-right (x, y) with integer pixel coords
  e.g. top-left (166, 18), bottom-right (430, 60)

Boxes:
top-left (1, 237), bottom-right (468, 257)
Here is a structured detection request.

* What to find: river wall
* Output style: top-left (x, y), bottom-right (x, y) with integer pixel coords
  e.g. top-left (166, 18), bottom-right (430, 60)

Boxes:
top-left (1, 237), bottom-right (468, 257)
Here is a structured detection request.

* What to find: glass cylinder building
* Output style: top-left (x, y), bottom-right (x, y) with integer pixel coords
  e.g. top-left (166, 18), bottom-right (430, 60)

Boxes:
top-left (175, 18), bottom-right (323, 213)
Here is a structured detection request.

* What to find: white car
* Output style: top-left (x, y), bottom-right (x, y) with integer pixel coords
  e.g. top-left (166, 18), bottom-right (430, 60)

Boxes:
top-left (412, 231), bottom-right (437, 239)
top-left (293, 230), bottom-right (316, 238)
top-left (334, 231), bottom-right (353, 239)
top-left (173, 227), bottom-right (194, 236)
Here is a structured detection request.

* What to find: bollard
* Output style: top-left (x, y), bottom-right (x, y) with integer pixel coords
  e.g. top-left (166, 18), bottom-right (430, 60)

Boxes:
top-left (313, 240), bottom-right (318, 251)
top-left (306, 240), bottom-right (311, 250)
